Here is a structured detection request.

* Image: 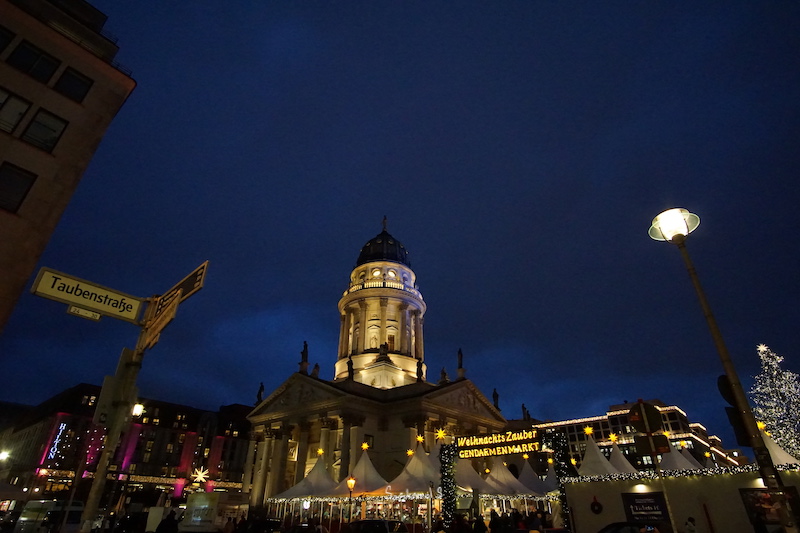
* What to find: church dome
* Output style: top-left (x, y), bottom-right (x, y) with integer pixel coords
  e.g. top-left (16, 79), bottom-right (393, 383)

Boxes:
top-left (356, 229), bottom-right (411, 267)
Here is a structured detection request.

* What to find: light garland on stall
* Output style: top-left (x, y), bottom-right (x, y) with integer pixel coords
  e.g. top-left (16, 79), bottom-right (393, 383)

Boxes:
top-left (560, 462), bottom-right (800, 484)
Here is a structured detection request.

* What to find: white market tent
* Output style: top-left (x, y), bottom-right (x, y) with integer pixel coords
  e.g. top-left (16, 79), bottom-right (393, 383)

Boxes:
top-left (763, 430), bottom-right (800, 465)
top-left (577, 436), bottom-right (619, 476)
top-left (680, 448), bottom-right (704, 469)
top-left (371, 444), bottom-right (438, 497)
top-left (485, 457), bottom-right (543, 496)
top-left (608, 443), bottom-right (638, 473)
top-left (518, 460), bottom-right (550, 494)
top-left (329, 449), bottom-right (389, 497)
top-left (271, 457), bottom-right (337, 500)
top-left (454, 457), bottom-right (496, 494)
top-left (658, 445), bottom-right (698, 471)
top-left (542, 463), bottom-right (559, 492)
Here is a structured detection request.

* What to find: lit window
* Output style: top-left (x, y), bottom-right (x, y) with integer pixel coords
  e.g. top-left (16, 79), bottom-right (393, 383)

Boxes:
top-left (53, 68), bottom-right (93, 103)
top-left (0, 162), bottom-right (36, 213)
top-left (6, 40), bottom-right (61, 83)
top-left (388, 270), bottom-right (396, 278)
top-left (21, 109), bottom-right (67, 152)
top-left (88, 396), bottom-right (96, 406)
top-left (232, 430), bottom-right (239, 437)
top-left (372, 269), bottom-right (381, 277)
top-left (0, 87), bottom-right (30, 133)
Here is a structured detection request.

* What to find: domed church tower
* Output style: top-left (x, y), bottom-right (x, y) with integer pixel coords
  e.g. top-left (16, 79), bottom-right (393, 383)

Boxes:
top-left (334, 218), bottom-right (427, 387)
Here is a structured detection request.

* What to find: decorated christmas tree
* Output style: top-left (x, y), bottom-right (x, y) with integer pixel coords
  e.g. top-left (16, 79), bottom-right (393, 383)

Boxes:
top-left (750, 344), bottom-right (800, 457)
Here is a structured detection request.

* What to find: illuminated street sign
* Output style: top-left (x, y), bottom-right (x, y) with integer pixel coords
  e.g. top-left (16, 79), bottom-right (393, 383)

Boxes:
top-left (31, 268), bottom-right (144, 323)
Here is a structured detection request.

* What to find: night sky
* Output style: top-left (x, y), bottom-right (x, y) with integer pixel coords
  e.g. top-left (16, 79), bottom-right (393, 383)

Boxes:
top-left (2, 2), bottom-right (800, 455)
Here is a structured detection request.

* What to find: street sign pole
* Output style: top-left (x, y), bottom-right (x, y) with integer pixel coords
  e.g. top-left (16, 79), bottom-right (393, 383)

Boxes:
top-left (80, 301), bottom-right (158, 533)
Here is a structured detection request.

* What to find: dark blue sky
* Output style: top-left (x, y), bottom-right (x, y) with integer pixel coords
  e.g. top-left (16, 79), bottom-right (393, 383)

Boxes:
top-left (2, 2), bottom-right (800, 453)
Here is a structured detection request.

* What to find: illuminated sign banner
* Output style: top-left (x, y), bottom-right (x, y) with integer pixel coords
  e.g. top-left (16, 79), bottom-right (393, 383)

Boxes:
top-left (31, 268), bottom-right (144, 324)
top-left (455, 429), bottom-right (539, 458)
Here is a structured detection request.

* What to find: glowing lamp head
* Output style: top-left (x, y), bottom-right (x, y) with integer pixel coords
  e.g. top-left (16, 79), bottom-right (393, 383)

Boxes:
top-left (547, 458), bottom-right (554, 465)
top-left (0, 451), bottom-right (9, 461)
top-left (346, 476), bottom-right (356, 491)
top-left (132, 403), bottom-right (144, 417)
top-left (648, 208), bottom-right (700, 244)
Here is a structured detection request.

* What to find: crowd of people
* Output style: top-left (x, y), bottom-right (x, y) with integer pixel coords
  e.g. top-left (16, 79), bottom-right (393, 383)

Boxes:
top-left (433, 509), bottom-right (552, 533)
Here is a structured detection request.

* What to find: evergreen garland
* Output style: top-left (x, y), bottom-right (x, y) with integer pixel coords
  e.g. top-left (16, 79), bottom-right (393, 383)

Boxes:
top-left (439, 443), bottom-right (457, 530)
top-left (541, 428), bottom-right (572, 531)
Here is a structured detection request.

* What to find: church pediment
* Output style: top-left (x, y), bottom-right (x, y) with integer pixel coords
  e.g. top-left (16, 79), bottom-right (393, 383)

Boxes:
top-left (424, 380), bottom-right (505, 424)
top-left (248, 374), bottom-right (344, 420)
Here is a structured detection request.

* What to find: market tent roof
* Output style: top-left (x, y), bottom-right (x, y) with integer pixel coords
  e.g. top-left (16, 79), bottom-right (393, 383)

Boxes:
top-left (454, 457), bottom-right (496, 494)
top-left (680, 448), bottom-right (704, 469)
top-left (578, 436), bottom-right (619, 476)
top-left (658, 446), bottom-right (698, 470)
top-left (327, 449), bottom-right (389, 497)
top-left (518, 460), bottom-right (549, 493)
top-left (271, 457), bottom-right (337, 500)
top-left (763, 430), bottom-right (800, 465)
top-left (374, 444), bottom-right (438, 496)
top-left (484, 457), bottom-right (542, 496)
top-left (542, 464), bottom-right (559, 492)
top-left (608, 443), bottom-right (638, 473)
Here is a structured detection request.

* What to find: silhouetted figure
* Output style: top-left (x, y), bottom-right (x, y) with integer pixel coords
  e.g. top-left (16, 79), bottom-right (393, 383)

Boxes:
top-left (299, 341), bottom-right (309, 374)
top-left (492, 389), bottom-right (499, 410)
top-left (417, 359), bottom-right (424, 382)
top-left (347, 355), bottom-right (354, 379)
top-left (311, 363), bottom-right (320, 378)
top-left (256, 382), bottom-right (264, 404)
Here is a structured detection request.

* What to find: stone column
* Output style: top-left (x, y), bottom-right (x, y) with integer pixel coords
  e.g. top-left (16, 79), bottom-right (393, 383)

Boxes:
top-left (339, 417), bottom-right (352, 481)
top-left (357, 301), bottom-right (367, 353)
top-left (379, 298), bottom-right (388, 345)
top-left (249, 431), bottom-right (271, 507)
top-left (294, 421), bottom-right (311, 484)
top-left (319, 418), bottom-right (336, 472)
top-left (266, 425), bottom-right (292, 497)
top-left (399, 303), bottom-right (409, 355)
top-left (241, 432), bottom-right (258, 494)
top-left (414, 312), bottom-right (424, 361)
top-left (338, 313), bottom-right (347, 358)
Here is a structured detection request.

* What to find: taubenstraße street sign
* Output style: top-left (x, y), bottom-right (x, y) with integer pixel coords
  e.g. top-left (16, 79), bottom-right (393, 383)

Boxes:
top-left (153, 260), bottom-right (209, 318)
top-left (31, 268), bottom-right (144, 324)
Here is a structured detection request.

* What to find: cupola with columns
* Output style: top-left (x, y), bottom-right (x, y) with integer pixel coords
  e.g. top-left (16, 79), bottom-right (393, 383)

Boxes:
top-left (334, 218), bottom-right (427, 387)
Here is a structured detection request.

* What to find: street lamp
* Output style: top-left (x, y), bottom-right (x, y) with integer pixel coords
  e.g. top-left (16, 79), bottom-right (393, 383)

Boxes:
top-left (649, 207), bottom-right (798, 532)
top-left (346, 476), bottom-right (356, 522)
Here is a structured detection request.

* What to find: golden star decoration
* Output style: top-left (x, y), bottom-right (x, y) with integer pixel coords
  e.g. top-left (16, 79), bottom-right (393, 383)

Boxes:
top-left (317, 448), bottom-right (324, 456)
top-left (436, 428), bottom-right (446, 441)
top-left (609, 433), bottom-right (618, 442)
top-left (583, 426), bottom-right (593, 436)
top-left (361, 442), bottom-right (369, 450)
top-left (416, 435), bottom-right (424, 443)
top-left (406, 449), bottom-right (414, 456)
top-left (192, 468), bottom-right (209, 483)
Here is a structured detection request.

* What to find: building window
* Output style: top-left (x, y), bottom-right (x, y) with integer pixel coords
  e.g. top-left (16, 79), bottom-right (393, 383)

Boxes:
top-left (0, 25), bottom-right (14, 53)
top-left (21, 109), bottom-right (67, 152)
top-left (6, 40), bottom-right (61, 83)
top-left (0, 162), bottom-right (36, 213)
top-left (0, 87), bottom-right (30, 133)
top-left (54, 68), bottom-right (93, 103)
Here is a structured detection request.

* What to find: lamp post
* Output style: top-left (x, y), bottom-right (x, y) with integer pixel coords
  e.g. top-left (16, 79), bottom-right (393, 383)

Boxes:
top-left (649, 207), bottom-right (798, 533)
top-left (346, 476), bottom-right (356, 522)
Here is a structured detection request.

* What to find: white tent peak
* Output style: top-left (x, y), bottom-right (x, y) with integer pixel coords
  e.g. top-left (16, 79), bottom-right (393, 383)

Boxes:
top-left (330, 449), bottom-right (389, 496)
top-left (658, 445), bottom-right (698, 471)
top-left (271, 457), bottom-right (336, 500)
top-left (763, 430), bottom-right (800, 465)
top-left (608, 443), bottom-right (638, 473)
top-left (680, 448), bottom-right (704, 469)
top-left (578, 435), bottom-right (619, 476)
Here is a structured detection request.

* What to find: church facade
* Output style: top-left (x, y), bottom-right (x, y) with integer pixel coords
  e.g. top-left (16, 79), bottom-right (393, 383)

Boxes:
top-left (244, 225), bottom-right (507, 507)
